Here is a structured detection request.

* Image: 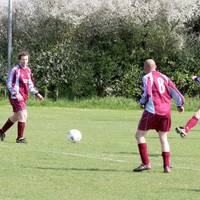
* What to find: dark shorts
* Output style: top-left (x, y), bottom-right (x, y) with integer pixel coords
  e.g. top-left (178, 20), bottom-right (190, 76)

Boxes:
top-left (9, 98), bottom-right (26, 113)
top-left (138, 110), bottom-right (171, 132)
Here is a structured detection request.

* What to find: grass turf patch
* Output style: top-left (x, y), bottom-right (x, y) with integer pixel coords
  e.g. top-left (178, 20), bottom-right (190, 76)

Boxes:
top-left (0, 96), bottom-right (199, 111)
top-left (0, 106), bottom-right (200, 199)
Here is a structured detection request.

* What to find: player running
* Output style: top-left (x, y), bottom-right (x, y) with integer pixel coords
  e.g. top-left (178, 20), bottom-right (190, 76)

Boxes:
top-left (176, 75), bottom-right (200, 138)
top-left (0, 51), bottom-right (44, 143)
top-left (133, 59), bottom-right (184, 173)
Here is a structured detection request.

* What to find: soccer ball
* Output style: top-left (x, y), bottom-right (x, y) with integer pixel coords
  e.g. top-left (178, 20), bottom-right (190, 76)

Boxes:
top-left (67, 129), bottom-right (82, 142)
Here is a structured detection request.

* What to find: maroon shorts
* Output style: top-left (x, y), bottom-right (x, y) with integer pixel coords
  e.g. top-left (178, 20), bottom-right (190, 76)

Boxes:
top-left (138, 110), bottom-right (171, 132)
top-left (9, 98), bottom-right (26, 112)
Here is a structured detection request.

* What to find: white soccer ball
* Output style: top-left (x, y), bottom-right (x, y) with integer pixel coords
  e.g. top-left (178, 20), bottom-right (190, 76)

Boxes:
top-left (68, 129), bottom-right (82, 142)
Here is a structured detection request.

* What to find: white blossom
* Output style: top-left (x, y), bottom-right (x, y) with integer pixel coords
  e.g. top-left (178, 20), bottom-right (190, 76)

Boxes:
top-left (0, 0), bottom-right (199, 25)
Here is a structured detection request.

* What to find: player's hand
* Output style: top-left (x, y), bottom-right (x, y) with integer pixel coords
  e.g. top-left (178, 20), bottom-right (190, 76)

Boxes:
top-left (192, 76), bottom-right (197, 80)
top-left (36, 93), bottom-right (44, 101)
top-left (139, 104), bottom-right (145, 109)
top-left (177, 106), bottom-right (184, 113)
top-left (16, 94), bottom-right (23, 102)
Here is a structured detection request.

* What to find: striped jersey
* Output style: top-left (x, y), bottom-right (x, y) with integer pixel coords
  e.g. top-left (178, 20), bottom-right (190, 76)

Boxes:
top-left (195, 76), bottom-right (200, 84)
top-left (140, 70), bottom-right (184, 116)
top-left (7, 64), bottom-right (38, 101)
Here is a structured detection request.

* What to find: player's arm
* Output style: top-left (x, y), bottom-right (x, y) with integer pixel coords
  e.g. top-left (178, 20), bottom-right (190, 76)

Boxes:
top-left (139, 77), bottom-right (148, 108)
top-left (192, 76), bottom-right (200, 84)
top-left (168, 80), bottom-right (184, 112)
top-left (7, 67), bottom-right (23, 101)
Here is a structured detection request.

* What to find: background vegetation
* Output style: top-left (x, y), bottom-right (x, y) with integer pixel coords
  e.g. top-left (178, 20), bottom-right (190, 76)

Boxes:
top-left (0, 0), bottom-right (200, 100)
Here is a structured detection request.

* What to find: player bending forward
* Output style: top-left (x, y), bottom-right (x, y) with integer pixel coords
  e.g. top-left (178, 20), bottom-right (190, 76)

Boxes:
top-left (0, 51), bottom-right (44, 143)
top-left (133, 59), bottom-right (184, 173)
top-left (176, 75), bottom-right (200, 138)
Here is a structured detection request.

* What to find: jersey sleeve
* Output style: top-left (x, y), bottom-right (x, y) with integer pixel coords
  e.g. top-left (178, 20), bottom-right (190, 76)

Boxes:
top-left (194, 77), bottom-right (200, 84)
top-left (139, 76), bottom-right (148, 105)
top-left (168, 80), bottom-right (184, 107)
top-left (7, 68), bottom-right (18, 96)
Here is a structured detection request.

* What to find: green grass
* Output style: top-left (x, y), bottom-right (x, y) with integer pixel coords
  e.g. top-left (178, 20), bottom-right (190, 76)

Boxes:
top-left (0, 96), bottom-right (200, 111)
top-left (28, 96), bottom-right (139, 110)
top-left (0, 105), bottom-right (200, 200)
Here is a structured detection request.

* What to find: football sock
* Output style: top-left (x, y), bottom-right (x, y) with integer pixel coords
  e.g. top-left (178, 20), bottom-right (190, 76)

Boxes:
top-left (1, 118), bottom-right (14, 133)
top-left (17, 122), bottom-right (25, 139)
top-left (184, 116), bottom-right (198, 133)
top-left (162, 152), bottom-right (170, 167)
top-left (138, 143), bottom-right (149, 165)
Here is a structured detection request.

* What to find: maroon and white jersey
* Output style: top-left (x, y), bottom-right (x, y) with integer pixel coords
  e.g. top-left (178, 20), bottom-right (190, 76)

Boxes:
top-left (140, 70), bottom-right (184, 116)
top-left (7, 64), bottom-right (38, 101)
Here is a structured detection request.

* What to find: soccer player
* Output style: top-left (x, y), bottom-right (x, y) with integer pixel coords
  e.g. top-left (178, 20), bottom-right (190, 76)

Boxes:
top-left (176, 75), bottom-right (200, 137)
top-left (133, 59), bottom-right (184, 173)
top-left (0, 51), bottom-right (44, 143)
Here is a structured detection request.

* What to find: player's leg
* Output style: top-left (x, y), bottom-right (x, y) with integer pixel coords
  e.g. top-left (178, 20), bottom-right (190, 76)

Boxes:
top-left (158, 131), bottom-right (171, 173)
top-left (0, 113), bottom-right (18, 141)
top-left (0, 98), bottom-right (23, 141)
top-left (133, 111), bottom-right (153, 172)
top-left (16, 109), bottom-right (27, 143)
top-left (176, 106), bottom-right (200, 137)
top-left (133, 129), bottom-right (151, 172)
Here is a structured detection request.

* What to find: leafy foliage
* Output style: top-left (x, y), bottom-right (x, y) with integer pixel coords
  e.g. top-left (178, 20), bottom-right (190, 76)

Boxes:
top-left (0, 2), bottom-right (200, 99)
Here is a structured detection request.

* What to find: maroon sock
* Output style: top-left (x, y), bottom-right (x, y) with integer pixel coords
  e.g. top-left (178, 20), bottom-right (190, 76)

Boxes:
top-left (17, 122), bottom-right (25, 139)
top-left (138, 143), bottom-right (149, 165)
top-left (162, 152), bottom-right (170, 167)
top-left (1, 118), bottom-right (14, 133)
top-left (185, 116), bottom-right (198, 133)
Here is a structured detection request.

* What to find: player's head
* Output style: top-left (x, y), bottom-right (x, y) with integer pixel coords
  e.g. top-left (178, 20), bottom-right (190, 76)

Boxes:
top-left (143, 59), bottom-right (157, 74)
top-left (18, 51), bottom-right (29, 68)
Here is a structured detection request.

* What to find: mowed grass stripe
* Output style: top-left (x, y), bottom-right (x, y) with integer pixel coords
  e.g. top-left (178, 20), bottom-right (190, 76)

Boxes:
top-left (0, 105), bottom-right (200, 200)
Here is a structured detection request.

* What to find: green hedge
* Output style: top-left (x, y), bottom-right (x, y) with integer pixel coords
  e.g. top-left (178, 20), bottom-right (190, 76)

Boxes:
top-left (0, 9), bottom-right (200, 99)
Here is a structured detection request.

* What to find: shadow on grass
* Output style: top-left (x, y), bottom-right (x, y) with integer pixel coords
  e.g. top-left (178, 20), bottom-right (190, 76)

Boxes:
top-left (33, 166), bottom-right (131, 173)
top-left (107, 151), bottom-right (160, 157)
top-left (185, 189), bottom-right (200, 192)
top-left (171, 137), bottom-right (200, 140)
top-left (24, 165), bottom-right (160, 174)
top-left (190, 130), bottom-right (200, 132)
top-left (167, 188), bottom-right (200, 193)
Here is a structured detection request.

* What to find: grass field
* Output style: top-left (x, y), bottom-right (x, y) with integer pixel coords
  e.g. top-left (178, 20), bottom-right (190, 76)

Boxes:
top-left (0, 105), bottom-right (200, 200)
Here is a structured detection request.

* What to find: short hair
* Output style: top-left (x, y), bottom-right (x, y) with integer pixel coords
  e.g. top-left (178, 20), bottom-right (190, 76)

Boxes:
top-left (18, 51), bottom-right (29, 60)
top-left (144, 59), bottom-right (157, 69)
